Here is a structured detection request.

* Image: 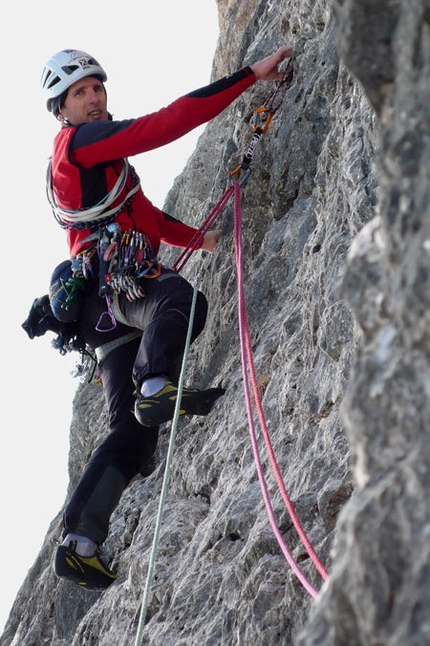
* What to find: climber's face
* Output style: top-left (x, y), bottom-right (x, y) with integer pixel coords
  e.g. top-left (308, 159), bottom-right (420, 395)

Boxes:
top-left (57, 77), bottom-right (108, 126)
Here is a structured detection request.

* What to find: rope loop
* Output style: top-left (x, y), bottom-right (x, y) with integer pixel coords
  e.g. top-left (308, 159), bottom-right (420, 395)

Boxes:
top-left (232, 179), bottom-right (328, 595)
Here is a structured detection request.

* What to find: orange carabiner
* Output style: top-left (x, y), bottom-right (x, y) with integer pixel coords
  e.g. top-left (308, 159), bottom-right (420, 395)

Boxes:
top-left (143, 262), bottom-right (162, 279)
top-left (230, 165), bottom-right (242, 178)
top-left (252, 107), bottom-right (273, 134)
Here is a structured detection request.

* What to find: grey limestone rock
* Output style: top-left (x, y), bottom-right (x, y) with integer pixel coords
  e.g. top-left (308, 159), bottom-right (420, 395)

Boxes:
top-left (4, 1), bottom-right (430, 645)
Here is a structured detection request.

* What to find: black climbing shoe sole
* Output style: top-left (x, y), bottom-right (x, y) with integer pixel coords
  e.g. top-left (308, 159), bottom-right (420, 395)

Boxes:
top-left (134, 381), bottom-right (225, 426)
top-left (54, 540), bottom-right (117, 590)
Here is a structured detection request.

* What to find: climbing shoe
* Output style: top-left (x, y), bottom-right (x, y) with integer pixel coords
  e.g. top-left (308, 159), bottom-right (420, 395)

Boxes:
top-left (134, 380), bottom-right (225, 427)
top-left (54, 540), bottom-right (117, 590)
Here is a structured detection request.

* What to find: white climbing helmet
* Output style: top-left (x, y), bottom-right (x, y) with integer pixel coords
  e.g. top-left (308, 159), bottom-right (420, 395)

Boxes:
top-left (41, 49), bottom-right (107, 112)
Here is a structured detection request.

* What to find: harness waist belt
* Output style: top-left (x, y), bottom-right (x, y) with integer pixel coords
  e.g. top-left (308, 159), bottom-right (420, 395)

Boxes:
top-left (95, 330), bottom-right (142, 363)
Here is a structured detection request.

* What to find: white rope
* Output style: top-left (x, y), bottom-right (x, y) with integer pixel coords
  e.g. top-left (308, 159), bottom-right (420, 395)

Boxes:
top-left (134, 285), bottom-right (198, 646)
top-left (47, 158), bottom-right (140, 226)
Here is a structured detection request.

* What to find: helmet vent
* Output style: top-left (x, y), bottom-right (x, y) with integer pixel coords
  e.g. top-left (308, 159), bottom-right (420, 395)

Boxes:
top-left (61, 65), bottom-right (80, 76)
top-left (46, 75), bottom-right (61, 90)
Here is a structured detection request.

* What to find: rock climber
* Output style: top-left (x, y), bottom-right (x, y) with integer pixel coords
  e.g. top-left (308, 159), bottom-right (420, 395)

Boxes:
top-left (22, 43), bottom-right (293, 589)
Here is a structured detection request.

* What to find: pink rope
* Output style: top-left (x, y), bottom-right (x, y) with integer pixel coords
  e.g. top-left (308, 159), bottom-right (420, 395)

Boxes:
top-left (173, 185), bottom-right (235, 273)
top-left (171, 176), bottom-right (329, 591)
top-left (233, 180), bottom-right (328, 594)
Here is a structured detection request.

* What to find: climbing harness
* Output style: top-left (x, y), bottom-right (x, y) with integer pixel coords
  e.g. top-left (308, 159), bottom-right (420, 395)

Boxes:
top-left (54, 223), bottom-right (162, 334)
top-left (134, 286), bottom-right (198, 646)
top-left (46, 220), bottom-right (161, 380)
top-left (94, 330), bottom-right (143, 363)
top-left (78, 223), bottom-right (161, 302)
top-left (102, 228), bottom-right (161, 298)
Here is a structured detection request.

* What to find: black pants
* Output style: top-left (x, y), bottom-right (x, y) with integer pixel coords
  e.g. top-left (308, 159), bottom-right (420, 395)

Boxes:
top-left (63, 266), bottom-right (208, 544)
top-left (117, 268), bottom-right (208, 387)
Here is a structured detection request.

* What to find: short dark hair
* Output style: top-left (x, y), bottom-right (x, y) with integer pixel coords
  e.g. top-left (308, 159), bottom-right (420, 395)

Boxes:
top-left (51, 89), bottom-right (69, 117)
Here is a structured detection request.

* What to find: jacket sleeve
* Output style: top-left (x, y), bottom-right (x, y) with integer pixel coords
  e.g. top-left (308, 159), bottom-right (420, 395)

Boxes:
top-left (151, 209), bottom-right (203, 249)
top-left (70, 68), bottom-right (256, 166)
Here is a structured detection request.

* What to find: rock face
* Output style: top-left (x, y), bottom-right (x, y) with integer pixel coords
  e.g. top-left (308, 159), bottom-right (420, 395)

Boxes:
top-left (3, 1), bottom-right (429, 645)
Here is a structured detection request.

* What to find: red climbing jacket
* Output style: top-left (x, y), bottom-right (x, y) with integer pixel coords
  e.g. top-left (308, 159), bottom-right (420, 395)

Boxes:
top-left (48, 67), bottom-right (256, 256)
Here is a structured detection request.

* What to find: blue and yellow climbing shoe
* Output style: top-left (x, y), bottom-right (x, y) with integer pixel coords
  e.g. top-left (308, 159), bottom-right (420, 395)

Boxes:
top-left (54, 540), bottom-right (117, 590)
top-left (134, 380), bottom-right (225, 427)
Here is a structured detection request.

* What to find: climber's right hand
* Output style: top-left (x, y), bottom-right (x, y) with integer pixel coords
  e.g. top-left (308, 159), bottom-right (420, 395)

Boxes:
top-left (251, 45), bottom-right (293, 81)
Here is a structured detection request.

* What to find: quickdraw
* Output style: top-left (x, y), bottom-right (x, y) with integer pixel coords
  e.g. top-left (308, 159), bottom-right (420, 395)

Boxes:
top-left (103, 228), bottom-right (161, 300)
top-left (173, 58), bottom-right (294, 273)
top-left (231, 58), bottom-right (294, 179)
